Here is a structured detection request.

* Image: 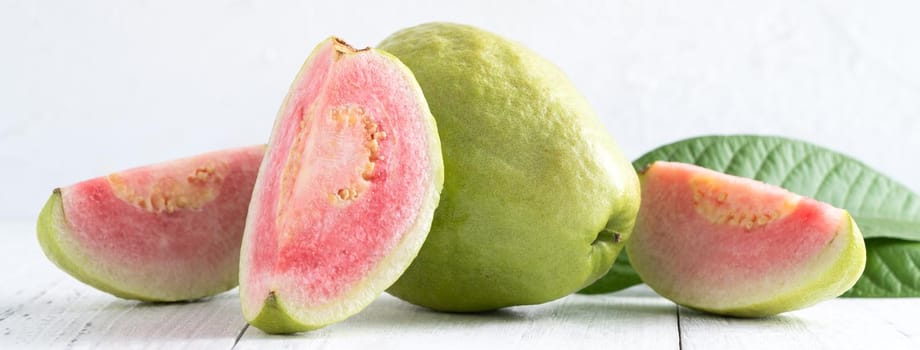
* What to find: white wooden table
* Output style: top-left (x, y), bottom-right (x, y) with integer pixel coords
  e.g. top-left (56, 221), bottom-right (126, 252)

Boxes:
top-left (2, 221), bottom-right (917, 349)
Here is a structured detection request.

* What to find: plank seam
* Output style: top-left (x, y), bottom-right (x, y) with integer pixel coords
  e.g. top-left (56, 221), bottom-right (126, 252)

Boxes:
top-left (231, 323), bottom-right (249, 349)
top-left (676, 306), bottom-right (683, 350)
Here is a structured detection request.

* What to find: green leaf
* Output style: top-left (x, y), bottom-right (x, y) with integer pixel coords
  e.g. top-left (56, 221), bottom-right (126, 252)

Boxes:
top-left (580, 135), bottom-right (920, 297)
top-left (843, 238), bottom-right (920, 297)
top-left (579, 251), bottom-right (640, 294)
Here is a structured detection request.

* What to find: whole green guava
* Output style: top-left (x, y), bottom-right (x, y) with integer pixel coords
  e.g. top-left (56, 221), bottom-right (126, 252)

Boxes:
top-left (378, 22), bottom-right (641, 311)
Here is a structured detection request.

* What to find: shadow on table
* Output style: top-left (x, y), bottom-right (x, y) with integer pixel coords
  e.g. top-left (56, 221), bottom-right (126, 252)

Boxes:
top-left (334, 295), bottom-right (530, 329)
top-left (562, 296), bottom-right (676, 318)
top-left (240, 295), bottom-right (531, 340)
top-left (241, 291), bottom-right (678, 340)
top-left (677, 306), bottom-right (801, 324)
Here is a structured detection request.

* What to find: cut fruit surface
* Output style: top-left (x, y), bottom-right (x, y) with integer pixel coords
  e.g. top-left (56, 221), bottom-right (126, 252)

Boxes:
top-left (628, 161), bottom-right (866, 317)
top-left (37, 145), bottom-right (265, 301)
top-left (239, 37), bottom-right (442, 334)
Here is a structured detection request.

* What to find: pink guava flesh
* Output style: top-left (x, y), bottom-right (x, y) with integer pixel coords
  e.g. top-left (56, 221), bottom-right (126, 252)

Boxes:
top-left (628, 161), bottom-right (860, 315)
top-left (239, 38), bottom-right (441, 331)
top-left (40, 145), bottom-right (264, 301)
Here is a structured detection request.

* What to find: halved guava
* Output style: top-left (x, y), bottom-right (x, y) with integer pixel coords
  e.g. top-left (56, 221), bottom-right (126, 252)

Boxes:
top-left (37, 145), bottom-right (265, 302)
top-left (238, 37), bottom-right (443, 334)
top-left (628, 161), bottom-right (866, 317)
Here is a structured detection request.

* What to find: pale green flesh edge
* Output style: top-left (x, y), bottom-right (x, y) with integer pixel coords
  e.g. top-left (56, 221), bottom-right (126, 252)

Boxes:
top-left (37, 189), bottom-right (155, 301)
top-left (244, 40), bottom-right (444, 334)
top-left (673, 213), bottom-right (866, 317)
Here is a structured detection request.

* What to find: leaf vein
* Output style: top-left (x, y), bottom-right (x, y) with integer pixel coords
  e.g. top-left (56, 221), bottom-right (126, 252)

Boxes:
top-left (778, 149), bottom-right (818, 189)
top-left (839, 161), bottom-right (862, 209)
top-left (813, 159), bottom-right (846, 201)
top-left (751, 139), bottom-right (784, 182)
top-left (691, 138), bottom-right (719, 170)
top-left (723, 138), bottom-right (757, 176)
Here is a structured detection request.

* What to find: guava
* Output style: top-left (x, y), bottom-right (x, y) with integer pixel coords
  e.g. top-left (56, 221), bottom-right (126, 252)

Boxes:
top-left (628, 161), bottom-right (866, 317)
top-left (238, 37), bottom-right (443, 333)
top-left (378, 22), bottom-right (640, 311)
top-left (36, 145), bottom-right (264, 302)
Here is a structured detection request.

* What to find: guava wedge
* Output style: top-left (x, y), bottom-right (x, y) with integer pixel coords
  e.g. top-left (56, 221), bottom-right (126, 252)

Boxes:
top-left (37, 145), bottom-right (265, 302)
top-left (238, 37), bottom-right (443, 334)
top-left (628, 161), bottom-right (866, 317)
top-left (378, 22), bottom-right (640, 311)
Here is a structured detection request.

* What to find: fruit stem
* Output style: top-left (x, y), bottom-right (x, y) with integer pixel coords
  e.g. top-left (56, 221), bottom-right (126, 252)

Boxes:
top-left (593, 227), bottom-right (622, 245)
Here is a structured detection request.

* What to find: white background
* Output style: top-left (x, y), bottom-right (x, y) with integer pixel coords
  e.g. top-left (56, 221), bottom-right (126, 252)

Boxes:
top-left (2, 0), bottom-right (918, 220)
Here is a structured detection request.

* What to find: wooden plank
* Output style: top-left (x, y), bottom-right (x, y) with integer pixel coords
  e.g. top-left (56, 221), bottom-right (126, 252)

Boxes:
top-left (679, 297), bottom-right (920, 350)
top-left (0, 223), bottom-right (62, 296)
top-left (0, 281), bottom-right (247, 349)
top-left (858, 298), bottom-right (920, 343)
top-left (236, 285), bottom-right (679, 349)
top-left (0, 222), bottom-right (247, 349)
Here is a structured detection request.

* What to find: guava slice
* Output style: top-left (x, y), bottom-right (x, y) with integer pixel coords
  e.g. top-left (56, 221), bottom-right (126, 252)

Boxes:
top-left (628, 161), bottom-right (866, 317)
top-left (238, 37), bottom-right (443, 334)
top-left (37, 145), bottom-right (265, 302)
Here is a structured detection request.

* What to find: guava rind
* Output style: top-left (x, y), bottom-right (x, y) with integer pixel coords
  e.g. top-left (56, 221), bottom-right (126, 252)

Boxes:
top-left (379, 22), bottom-right (640, 311)
top-left (247, 292), bottom-right (318, 334)
top-left (38, 189), bottom-right (153, 301)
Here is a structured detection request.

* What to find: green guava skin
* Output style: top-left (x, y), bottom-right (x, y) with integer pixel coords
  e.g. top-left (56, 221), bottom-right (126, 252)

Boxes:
top-left (378, 23), bottom-right (641, 312)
